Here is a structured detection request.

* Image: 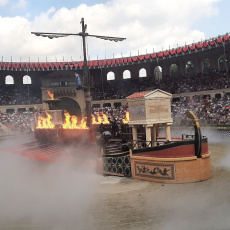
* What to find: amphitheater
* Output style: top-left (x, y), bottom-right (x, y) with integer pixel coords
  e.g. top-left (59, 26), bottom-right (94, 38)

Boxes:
top-left (0, 33), bottom-right (229, 115)
top-left (0, 33), bottom-right (230, 230)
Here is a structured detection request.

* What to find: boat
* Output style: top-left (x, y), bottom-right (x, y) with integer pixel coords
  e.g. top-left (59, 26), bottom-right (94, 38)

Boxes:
top-left (98, 89), bottom-right (211, 183)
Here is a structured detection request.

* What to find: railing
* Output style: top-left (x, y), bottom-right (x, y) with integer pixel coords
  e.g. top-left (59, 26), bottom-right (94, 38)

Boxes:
top-left (182, 134), bottom-right (195, 140)
top-left (131, 140), bottom-right (152, 149)
top-left (182, 134), bottom-right (207, 140)
top-left (131, 139), bottom-right (186, 149)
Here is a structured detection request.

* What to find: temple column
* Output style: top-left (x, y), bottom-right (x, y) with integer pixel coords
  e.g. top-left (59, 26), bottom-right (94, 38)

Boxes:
top-left (151, 124), bottom-right (157, 146)
top-left (145, 125), bottom-right (152, 143)
top-left (132, 125), bottom-right (138, 141)
top-left (165, 123), bottom-right (171, 141)
top-left (132, 125), bottom-right (138, 149)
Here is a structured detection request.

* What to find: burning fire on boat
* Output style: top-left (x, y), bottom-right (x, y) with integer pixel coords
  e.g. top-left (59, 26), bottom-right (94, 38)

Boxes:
top-left (36, 111), bottom-right (55, 129)
top-left (122, 111), bottom-right (129, 124)
top-left (63, 111), bottom-right (88, 129)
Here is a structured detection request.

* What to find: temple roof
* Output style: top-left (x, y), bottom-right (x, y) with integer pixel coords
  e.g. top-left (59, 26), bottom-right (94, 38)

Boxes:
top-left (126, 91), bottom-right (152, 99)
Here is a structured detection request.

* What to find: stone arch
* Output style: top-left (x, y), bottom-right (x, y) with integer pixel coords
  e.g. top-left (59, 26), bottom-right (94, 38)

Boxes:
top-left (123, 70), bottom-right (131, 79)
top-left (185, 61), bottom-right (195, 74)
top-left (218, 54), bottom-right (227, 71)
top-left (23, 75), bottom-right (32, 84)
top-left (107, 71), bottom-right (115, 81)
top-left (201, 58), bottom-right (211, 72)
top-left (154, 66), bottom-right (162, 81)
top-left (56, 97), bottom-right (82, 118)
top-left (170, 64), bottom-right (179, 76)
top-left (5, 75), bottom-right (14, 85)
top-left (139, 68), bottom-right (147, 78)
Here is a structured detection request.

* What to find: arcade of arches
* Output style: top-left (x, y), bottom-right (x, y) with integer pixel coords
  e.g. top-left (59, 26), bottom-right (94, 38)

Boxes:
top-left (104, 54), bottom-right (229, 82)
top-left (0, 40), bottom-right (229, 116)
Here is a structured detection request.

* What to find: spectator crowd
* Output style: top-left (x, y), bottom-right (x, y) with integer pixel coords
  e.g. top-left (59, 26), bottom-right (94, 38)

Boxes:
top-left (0, 111), bottom-right (35, 135)
top-left (0, 85), bottom-right (41, 105)
top-left (1, 93), bottom-right (230, 136)
top-left (92, 69), bottom-right (229, 100)
top-left (1, 69), bottom-right (230, 136)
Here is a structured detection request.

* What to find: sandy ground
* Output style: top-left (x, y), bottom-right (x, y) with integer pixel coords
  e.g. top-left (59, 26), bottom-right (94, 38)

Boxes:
top-left (93, 142), bottom-right (230, 230)
top-left (0, 130), bottom-right (230, 230)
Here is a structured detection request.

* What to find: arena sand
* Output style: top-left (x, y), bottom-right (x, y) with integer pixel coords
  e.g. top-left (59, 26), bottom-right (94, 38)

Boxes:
top-left (0, 131), bottom-right (229, 230)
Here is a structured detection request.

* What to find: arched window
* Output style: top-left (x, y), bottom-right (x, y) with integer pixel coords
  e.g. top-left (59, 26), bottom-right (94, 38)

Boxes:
top-left (202, 58), bottom-right (210, 72)
top-left (170, 64), bottom-right (178, 76)
top-left (154, 66), bottom-right (162, 81)
top-left (218, 55), bottom-right (227, 71)
top-left (107, 71), bottom-right (115, 81)
top-left (139, 68), bottom-right (147, 78)
top-left (5, 75), bottom-right (14, 85)
top-left (123, 70), bottom-right (131, 79)
top-left (23, 75), bottom-right (32, 84)
top-left (185, 61), bottom-right (194, 74)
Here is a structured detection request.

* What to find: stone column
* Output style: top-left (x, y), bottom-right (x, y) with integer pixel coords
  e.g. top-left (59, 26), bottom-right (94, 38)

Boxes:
top-left (132, 125), bottom-right (138, 141)
top-left (178, 60), bottom-right (185, 74)
top-left (210, 53), bottom-right (218, 70)
top-left (132, 125), bottom-right (138, 149)
top-left (193, 58), bottom-right (201, 74)
top-left (165, 123), bottom-right (171, 141)
top-left (151, 124), bottom-right (157, 146)
top-left (145, 125), bottom-right (152, 143)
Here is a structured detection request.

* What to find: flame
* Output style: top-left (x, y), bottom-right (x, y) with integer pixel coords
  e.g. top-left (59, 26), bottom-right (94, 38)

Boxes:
top-left (36, 112), bottom-right (55, 129)
top-left (63, 111), bottom-right (88, 129)
top-left (122, 111), bottom-right (129, 124)
top-left (47, 90), bottom-right (54, 100)
top-left (92, 113), bottom-right (110, 124)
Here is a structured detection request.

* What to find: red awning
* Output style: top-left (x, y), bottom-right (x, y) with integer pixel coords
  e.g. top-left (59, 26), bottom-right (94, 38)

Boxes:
top-left (93, 61), bottom-right (98, 67)
top-left (182, 47), bottom-right (188, 53)
top-left (131, 57), bottom-right (137, 62)
top-left (189, 45), bottom-right (195, 51)
top-left (138, 56), bottom-right (144, 61)
top-left (170, 50), bottom-right (176, 55)
top-left (157, 52), bottom-right (163, 58)
top-left (176, 48), bottom-right (182, 54)
top-left (203, 42), bottom-right (209, 48)
top-left (209, 41), bottom-right (216, 46)
top-left (223, 36), bottom-right (230, 41)
top-left (163, 51), bottom-right (169, 56)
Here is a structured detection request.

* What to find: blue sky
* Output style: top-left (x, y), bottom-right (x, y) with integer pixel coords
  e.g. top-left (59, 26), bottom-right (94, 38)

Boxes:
top-left (0, 0), bottom-right (229, 62)
top-left (0, 0), bottom-right (109, 17)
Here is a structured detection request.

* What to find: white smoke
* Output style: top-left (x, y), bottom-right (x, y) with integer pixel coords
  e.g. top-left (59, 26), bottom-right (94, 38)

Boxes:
top-left (0, 135), bottom-right (101, 230)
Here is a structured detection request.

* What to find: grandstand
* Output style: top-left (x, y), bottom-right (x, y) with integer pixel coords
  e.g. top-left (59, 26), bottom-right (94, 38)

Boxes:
top-left (0, 33), bottom-right (230, 135)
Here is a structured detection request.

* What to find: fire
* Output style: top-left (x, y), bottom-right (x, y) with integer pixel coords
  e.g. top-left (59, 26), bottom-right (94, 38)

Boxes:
top-left (47, 90), bottom-right (54, 100)
top-left (122, 111), bottom-right (129, 124)
top-left (63, 111), bottom-right (88, 129)
top-left (92, 113), bottom-right (110, 124)
top-left (36, 112), bottom-right (55, 129)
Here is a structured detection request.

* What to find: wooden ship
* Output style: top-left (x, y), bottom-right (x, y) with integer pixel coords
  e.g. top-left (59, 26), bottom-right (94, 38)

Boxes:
top-left (98, 89), bottom-right (211, 183)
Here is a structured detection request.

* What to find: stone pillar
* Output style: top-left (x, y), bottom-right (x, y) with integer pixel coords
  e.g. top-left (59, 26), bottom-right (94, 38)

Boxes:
top-left (151, 125), bottom-right (157, 146)
top-left (132, 126), bottom-right (138, 141)
top-left (210, 54), bottom-right (218, 70)
top-left (145, 126), bottom-right (152, 143)
top-left (165, 123), bottom-right (171, 141)
top-left (193, 58), bottom-right (202, 74)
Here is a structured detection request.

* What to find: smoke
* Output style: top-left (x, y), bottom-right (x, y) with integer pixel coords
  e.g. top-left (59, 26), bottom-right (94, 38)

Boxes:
top-left (155, 185), bottom-right (230, 230)
top-left (0, 135), bottom-right (101, 230)
top-left (149, 127), bottom-right (230, 230)
top-left (1, 130), bottom-right (230, 230)
top-left (163, 126), bottom-right (230, 144)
